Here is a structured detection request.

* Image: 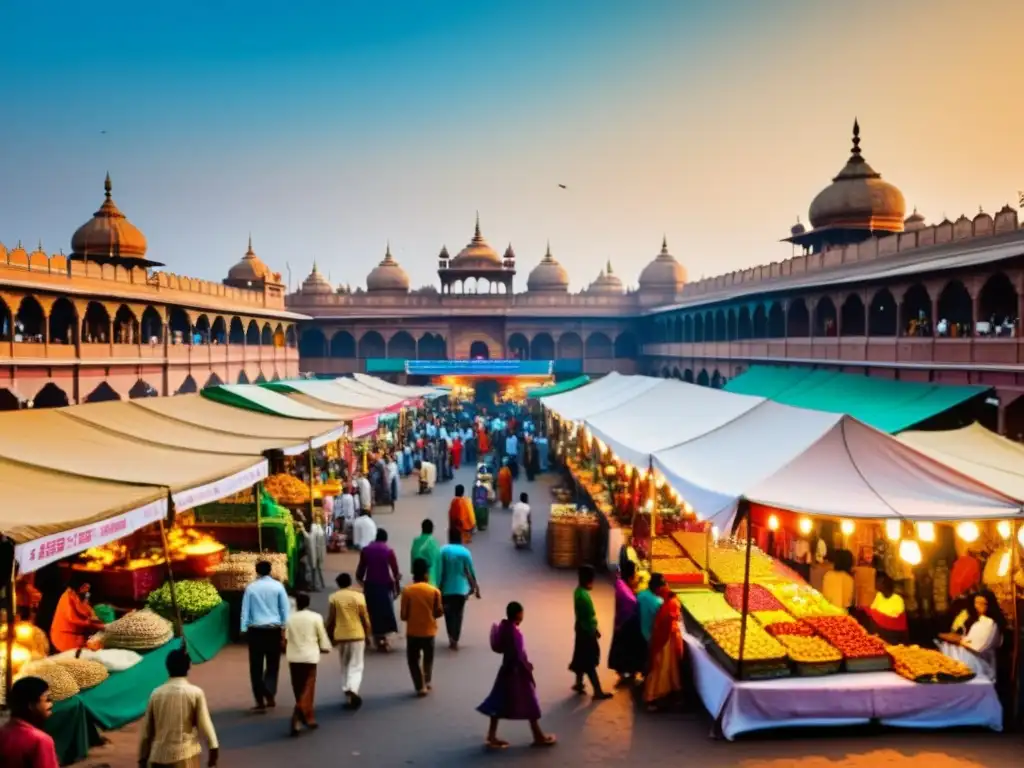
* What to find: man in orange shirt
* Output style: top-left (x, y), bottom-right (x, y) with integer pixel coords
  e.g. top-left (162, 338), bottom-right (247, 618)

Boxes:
top-left (447, 485), bottom-right (475, 544)
top-left (400, 558), bottom-right (444, 696)
top-left (50, 576), bottom-right (104, 653)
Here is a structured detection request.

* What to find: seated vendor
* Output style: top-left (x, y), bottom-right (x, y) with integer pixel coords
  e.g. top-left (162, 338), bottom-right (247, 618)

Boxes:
top-left (49, 575), bottom-right (105, 653)
top-left (865, 574), bottom-right (909, 645)
top-left (937, 592), bottom-right (1002, 681)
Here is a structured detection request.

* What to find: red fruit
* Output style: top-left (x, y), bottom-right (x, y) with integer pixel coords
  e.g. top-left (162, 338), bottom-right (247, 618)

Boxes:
top-left (724, 584), bottom-right (784, 613)
top-left (765, 621), bottom-right (816, 637)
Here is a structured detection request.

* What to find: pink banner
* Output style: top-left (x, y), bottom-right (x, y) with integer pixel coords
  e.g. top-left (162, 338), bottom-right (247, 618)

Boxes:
top-left (352, 413), bottom-right (379, 437)
top-left (15, 497), bottom-right (169, 575)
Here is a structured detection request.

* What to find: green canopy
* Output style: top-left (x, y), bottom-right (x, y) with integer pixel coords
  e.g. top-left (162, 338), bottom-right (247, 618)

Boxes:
top-left (528, 375), bottom-right (591, 398)
top-left (201, 384), bottom-right (341, 420)
top-left (724, 366), bottom-right (988, 433)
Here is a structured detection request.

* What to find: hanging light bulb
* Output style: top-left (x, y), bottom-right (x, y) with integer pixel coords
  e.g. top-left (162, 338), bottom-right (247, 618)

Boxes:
top-left (767, 514), bottom-right (780, 531)
top-left (997, 521), bottom-right (1012, 540)
top-left (956, 521), bottom-right (980, 543)
top-left (711, 525), bottom-right (720, 544)
top-left (885, 519), bottom-right (902, 541)
top-left (916, 521), bottom-right (935, 543)
top-left (899, 539), bottom-right (923, 566)
top-left (798, 517), bottom-right (813, 535)
top-left (840, 520), bottom-right (855, 536)
top-left (997, 550), bottom-right (1011, 578)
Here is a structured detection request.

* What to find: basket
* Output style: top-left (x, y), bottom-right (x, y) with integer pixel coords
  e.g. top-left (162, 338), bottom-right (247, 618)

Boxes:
top-left (575, 522), bottom-right (601, 568)
top-left (546, 520), bottom-right (577, 569)
top-left (706, 640), bottom-right (791, 681)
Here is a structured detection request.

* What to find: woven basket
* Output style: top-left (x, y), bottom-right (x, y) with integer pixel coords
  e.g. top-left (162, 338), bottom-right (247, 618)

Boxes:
top-left (547, 520), bottom-right (578, 569)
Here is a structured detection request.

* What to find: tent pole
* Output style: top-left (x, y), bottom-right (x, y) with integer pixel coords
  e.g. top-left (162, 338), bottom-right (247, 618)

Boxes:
top-left (3, 540), bottom-right (14, 708)
top-left (647, 457), bottom-right (656, 575)
top-left (736, 500), bottom-right (753, 679)
top-left (1012, 518), bottom-right (1021, 729)
top-left (308, 442), bottom-right (316, 524)
top-left (158, 511), bottom-right (185, 643)
top-left (256, 482), bottom-right (263, 553)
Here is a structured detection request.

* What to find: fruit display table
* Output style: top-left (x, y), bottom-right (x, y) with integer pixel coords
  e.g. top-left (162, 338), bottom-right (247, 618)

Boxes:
top-left (684, 633), bottom-right (1003, 740)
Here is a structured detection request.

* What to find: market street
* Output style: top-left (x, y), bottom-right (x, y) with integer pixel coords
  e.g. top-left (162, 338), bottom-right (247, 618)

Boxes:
top-left (87, 466), bottom-right (1021, 768)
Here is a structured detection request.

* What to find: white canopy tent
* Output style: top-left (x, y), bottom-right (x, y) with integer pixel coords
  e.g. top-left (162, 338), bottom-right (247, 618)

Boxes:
top-left (558, 375), bottom-right (1020, 526)
top-left (541, 372), bottom-right (663, 422)
top-left (284, 379), bottom-right (405, 410)
top-left (351, 373), bottom-right (446, 399)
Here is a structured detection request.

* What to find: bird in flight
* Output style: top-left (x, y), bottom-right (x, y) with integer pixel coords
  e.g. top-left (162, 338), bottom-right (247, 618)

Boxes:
top-left (558, 184), bottom-right (567, 189)
top-left (100, 130), bottom-right (107, 134)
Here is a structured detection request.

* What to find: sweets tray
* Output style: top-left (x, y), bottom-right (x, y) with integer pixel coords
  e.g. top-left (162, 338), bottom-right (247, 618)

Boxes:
top-left (706, 638), bottom-right (791, 681)
top-left (843, 655), bottom-right (893, 673)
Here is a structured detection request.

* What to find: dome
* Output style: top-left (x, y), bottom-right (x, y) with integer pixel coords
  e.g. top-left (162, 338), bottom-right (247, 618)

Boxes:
top-left (526, 243), bottom-right (569, 292)
top-left (638, 237), bottom-right (687, 294)
top-left (586, 260), bottom-right (624, 295)
top-left (70, 173), bottom-right (154, 264)
top-left (366, 243), bottom-right (410, 292)
top-left (226, 236), bottom-right (271, 283)
top-left (448, 214), bottom-right (503, 271)
top-left (807, 120), bottom-right (906, 233)
top-left (300, 262), bottom-right (333, 295)
top-left (790, 217), bottom-right (806, 236)
top-left (904, 207), bottom-right (926, 231)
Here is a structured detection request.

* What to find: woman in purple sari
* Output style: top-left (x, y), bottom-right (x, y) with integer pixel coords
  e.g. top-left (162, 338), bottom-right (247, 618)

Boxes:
top-left (477, 601), bottom-right (556, 750)
top-left (608, 560), bottom-right (646, 682)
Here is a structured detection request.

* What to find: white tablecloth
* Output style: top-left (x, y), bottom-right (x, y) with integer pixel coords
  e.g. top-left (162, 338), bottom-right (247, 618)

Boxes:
top-left (684, 634), bottom-right (1003, 740)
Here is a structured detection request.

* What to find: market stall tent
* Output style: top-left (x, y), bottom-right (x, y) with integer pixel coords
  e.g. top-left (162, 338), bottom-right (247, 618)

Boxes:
top-left (351, 372), bottom-right (446, 399)
top-left (64, 401), bottom-right (304, 455)
top-left (265, 378), bottom-right (405, 412)
top-left (898, 423), bottom-right (1024, 501)
top-left (202, 384), bottom-right (350, 420)
top-left (0, 458), bottom-right (167, 572)
top-left (328, 377), bottom-right (417, 410)
top-left (134, 394), bottom-right (346, 450)
top-left (724, 365), bottom-right (988, 433)
top-left (0, 410), bottom-right (267, 514)
top-left (541, 372), bottom-right (662, 421)
top-left (276, 393), bottom-right (379, 437)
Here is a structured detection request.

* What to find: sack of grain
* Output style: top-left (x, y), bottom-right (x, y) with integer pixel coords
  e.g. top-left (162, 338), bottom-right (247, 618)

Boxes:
top-left (211, 552), bottom-right (288, 591)
top-left (103, 609), bottom-right (174, 651)
top-left (53, 657), bottom-right (109, 690)
top-left (17, 660), bottom-right (80, 701)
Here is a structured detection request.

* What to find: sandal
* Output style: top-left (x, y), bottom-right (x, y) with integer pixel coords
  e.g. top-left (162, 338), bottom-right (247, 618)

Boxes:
top-left (530, 735), bottom-right (557, 747)
top-left (485, 739), bottom-right (510, 751)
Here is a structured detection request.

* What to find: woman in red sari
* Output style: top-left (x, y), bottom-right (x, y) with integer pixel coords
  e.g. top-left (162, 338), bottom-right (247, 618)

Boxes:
top-left (643, 586), bottom-right (682, 710)
top-left (452, 436), bottom-right (463, 471)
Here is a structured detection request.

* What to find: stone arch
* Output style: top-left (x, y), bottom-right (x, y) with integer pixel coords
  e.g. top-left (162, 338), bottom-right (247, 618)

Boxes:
top-left (786, 298), bottom-right (810, 337)
top-left (900, 284), bottom-right (932, 337)
top-left (358, 331), bottom-right (386, 359)
top-left (237, 370), bottom-right (250, 384)
top-left (711, 370), bottom-right (724, 389)
top-left (128, 379), bottom-right (158, 399)
top-left (840, 294), bottom-right (865, 336)
top-left (530, 332), bottom-right (555, 360)
top-left (246, 319), bottom-right (260, 346)
top-left (329, 330), bottom-right (356, 358)
top-left (661, 366), bottom-right (671, 378)
top-left (979, 272), bottom-right (1017, 329)
top-left (613, 331), bottom-right (638, 358)
top-left (203, 373), bottom-right (224, 389)
top-left (285, 325), bottom-right (297, 348)
top-left (737, 307), bottom-right (752, 340)
top-left (696, 369), bottom-right (710, 387)
top-left (255, 372), bottom-right (267, 384)
top-left (868, 289), bottom-right (897, 336)
top-left (418, 333), bottom-right (446, 360)
top-left (49, 297), bottom-right (78, 345)
top-left (507, 333), bottom-right (529, 360)
top-left (142, 306), bottom-right (164, 343)
top-left (82, 301), bottom-right (111, 343)
top-left (683, 369), bottom-right (694, 383)
top-left (15, 295), bottom-right (45, 340)
top-left (936, 280), bottom-right (972, 334)
top-left (556, 332), bottom-right (583, 359)
top-left (584, 332), bottom-right (613, 359)
top-left (714, 309), bottom-right (727, 342)
top-left (469, 340), bottom-right (490, 359)
top-left (34, 382), bottom-right (69, 409)
top-left (168, 308), bottom-right (191, 344)
top-left (261, 323), bottom-right (273, 346)
top-left (704, 311), bottom-right (715, 342)
top-left (387, 330), bottom-right (416, 358)
top-left (299, 328), bottom-right (327, 358)
top-left (84, 381), bottom-right (120, 403)
top-left (229, 316), bottom-right (245, 345)
top-left (671, 366), bottom-right (682, 379)
top-left (0, 297), bottom-right (10, 341)
top-left (176, 375), bottom-right (199, 394)
top-left (211, 316), bottom-right (227, 345)
top-left (113, 304), bottom-right (139, 344)
top-left (752, 305), bottom-right (767, 338)
top-left (727, 308), bottom-right (738, 341)
top-left (767, 302), bottom-right (785, 338)
top-left (815, 297), bottom-right (837, 336)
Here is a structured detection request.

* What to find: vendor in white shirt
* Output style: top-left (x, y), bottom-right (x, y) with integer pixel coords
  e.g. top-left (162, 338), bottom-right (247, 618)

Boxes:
top-left (352, 510), bottom-right (378, 550)
top-left (937, 593), bottom-right (1002, 681)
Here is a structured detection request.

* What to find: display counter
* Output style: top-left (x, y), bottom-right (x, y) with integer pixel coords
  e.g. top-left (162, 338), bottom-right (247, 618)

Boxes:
top-left (684, 633), bottom-right (1002, 740)
top-left (47, 602), bottom-right (230, 765)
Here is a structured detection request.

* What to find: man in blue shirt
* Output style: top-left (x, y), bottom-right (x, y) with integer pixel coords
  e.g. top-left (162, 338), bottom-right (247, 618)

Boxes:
top-left (240, 560), bottom-right (290, 712)
top-left (438, 527), bottom-right (480, 651)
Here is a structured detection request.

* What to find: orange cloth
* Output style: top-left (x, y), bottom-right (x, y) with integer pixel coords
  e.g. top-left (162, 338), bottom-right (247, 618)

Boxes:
top-left (448, 497), bottom-right (475, 534)
top-left (644, 588), bottom-right (683, 703)
top-left (50, 589), bottom-right (102, 652)
top-left (478, 429), bottom-right (490, 455)
top-left (498, 466), bottom-right (513, 508)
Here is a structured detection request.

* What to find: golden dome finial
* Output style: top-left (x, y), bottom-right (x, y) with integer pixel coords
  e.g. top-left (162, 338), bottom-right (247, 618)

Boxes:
top-left (104, 172), bottom-right (112, 200)
top-left (246, 233), bottom-right (254, 256)
top-left (661, 235), bottom-right (669, 255)
top-left (850, 118), bottom-right (862, 160)
top-left (474, 211), bottom-right (481, 240)
top-left (545, 240), bottom-right (552, 259)
top-left (312, 260), bottom-right (319, 273)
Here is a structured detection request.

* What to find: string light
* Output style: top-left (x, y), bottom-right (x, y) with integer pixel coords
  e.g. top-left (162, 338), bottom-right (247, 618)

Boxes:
top-left (1018, 525), bottom-right (1024, 548)
top-left (997, 521), bottom-right (1012, 540)
top-left (899, 539), bottom-right (922, 566)
top-left (767, 514), bottom-right (780, 531)
top-left (840, 520), bottom-right (855, 536)
top-left (997, 550), bottom-right (1011, 578)
top-left (885, 520), bottom-right (902, 541)
top-left (798, 517), bottom-right (813, 535)
top-left (956, 521), bottom-right (980, 543)
top-left (711, 526), bottom-right (720, 544)
top-left (916, 522), bottom-right (935, 543)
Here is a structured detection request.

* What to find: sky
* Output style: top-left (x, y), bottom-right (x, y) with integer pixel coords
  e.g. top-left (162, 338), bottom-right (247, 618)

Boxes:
top-left (2, 0), bottom-right (1023, 292)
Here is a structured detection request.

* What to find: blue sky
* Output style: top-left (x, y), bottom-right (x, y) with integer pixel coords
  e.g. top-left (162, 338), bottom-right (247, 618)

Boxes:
top-left (2, 1), bottom-right (1021, 291)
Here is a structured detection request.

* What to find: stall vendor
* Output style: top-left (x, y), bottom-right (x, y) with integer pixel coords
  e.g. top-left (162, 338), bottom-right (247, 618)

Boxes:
top-left (937, 592), bottom-right (1003, 681)
top-left (864, 574), bottom-right (908, 645)
top-left (49, 575), bottom-right (105, 653)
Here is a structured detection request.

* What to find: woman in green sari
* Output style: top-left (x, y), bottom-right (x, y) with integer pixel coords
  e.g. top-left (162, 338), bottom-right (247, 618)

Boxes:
top-left (410, 519), bottom-right (442, 586)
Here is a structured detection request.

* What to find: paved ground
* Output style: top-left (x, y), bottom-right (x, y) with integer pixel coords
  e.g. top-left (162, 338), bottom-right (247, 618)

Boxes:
top-left (89, 465), bottom-right (1022, 767)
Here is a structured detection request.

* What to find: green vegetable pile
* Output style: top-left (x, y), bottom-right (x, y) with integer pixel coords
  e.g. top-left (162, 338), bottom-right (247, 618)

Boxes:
top-left (146, 579), bottom-right (222, 623)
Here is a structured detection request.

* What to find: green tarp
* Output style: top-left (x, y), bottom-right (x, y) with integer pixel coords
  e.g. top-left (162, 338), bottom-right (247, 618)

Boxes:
top-left (724, 366), bottom-right (989, 433)
top-left (48, 601), bottom-right (231, 765)
top-left (528, 375), bottom-right (591, 398)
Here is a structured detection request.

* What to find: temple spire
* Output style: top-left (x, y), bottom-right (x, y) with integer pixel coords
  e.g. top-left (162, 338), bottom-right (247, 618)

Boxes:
top-left (661, 235), bottom-right (668, 254)
top-left (104, 172), bottom-right (112, 200)
top-left (606, 259), bottom-right (613, 274)
top-left (850, 118), bottom-right (862, 159)
top-left (474, 211), bottom-right (481, 239)
top-left (246, 233), bottom-right (254, 255)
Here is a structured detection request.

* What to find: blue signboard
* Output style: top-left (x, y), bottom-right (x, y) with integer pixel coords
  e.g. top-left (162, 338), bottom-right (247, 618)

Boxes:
top-left (405, 359), bottom-right (553, 377)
